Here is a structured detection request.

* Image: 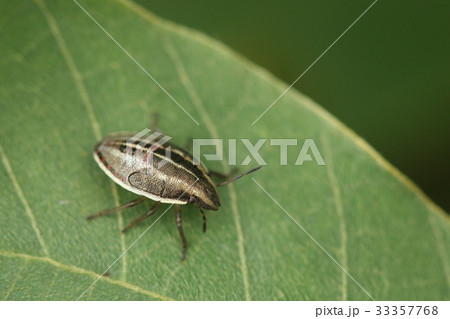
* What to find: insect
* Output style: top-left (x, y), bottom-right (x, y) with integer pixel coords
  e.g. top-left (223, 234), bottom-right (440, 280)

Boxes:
top-left (87, 118), bottom-right (261, 260)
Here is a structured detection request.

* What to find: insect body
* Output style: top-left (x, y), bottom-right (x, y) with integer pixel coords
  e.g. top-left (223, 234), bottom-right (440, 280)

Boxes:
top-left (93, 132), bottom-right (220, 210)
top-left (89, 130), bottom-right (260, 260)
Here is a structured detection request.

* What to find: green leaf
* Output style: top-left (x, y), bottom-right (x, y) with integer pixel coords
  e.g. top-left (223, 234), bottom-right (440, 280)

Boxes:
top-left (1, 0), bottom-right (449, 300)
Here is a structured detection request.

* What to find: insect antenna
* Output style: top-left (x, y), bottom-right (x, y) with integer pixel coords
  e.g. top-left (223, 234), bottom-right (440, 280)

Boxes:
top-left (217, 166), bottom-right (261, 186)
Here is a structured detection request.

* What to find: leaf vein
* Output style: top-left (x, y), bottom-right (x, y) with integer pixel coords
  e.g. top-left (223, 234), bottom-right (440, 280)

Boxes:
top-left (35, 0), bottom-right (126, 280)
top-left (0, 145), bottom-right (49, 257)
top-left (296, 93), bottom-right (450, 221)
top-left (0, 250), bottom-right (174, 301)
top-left (161, 33), bottom-right (251, 300)
top-left (321, 135), bottom-right (348, 300)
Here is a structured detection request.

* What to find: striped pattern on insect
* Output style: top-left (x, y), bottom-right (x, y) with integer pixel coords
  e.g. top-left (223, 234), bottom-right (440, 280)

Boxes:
top-left (88, 125), bottom-right (261, 260)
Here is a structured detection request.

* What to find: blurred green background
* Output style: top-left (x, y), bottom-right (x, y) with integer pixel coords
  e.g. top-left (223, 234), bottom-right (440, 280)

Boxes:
top-left (135, 0), bottom-right (450, 212)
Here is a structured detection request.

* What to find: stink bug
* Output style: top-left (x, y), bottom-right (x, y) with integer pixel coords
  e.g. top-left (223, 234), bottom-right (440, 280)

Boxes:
top-left (87, 118), bottom-right (260, 260)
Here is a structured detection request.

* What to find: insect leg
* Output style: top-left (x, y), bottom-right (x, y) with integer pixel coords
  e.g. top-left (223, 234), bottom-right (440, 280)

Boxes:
top-left (87, 197), bottom-right (146, 220)
top-left (121, 202), bottom-right (161, 233)
top-left (199, 208), bottom-right (207, 233)
top-left (175, 205), bottom-right (188, 261)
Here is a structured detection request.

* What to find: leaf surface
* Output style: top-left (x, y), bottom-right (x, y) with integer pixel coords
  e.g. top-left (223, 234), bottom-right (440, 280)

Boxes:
top-left (0, 0), bottom-right (448, 300)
